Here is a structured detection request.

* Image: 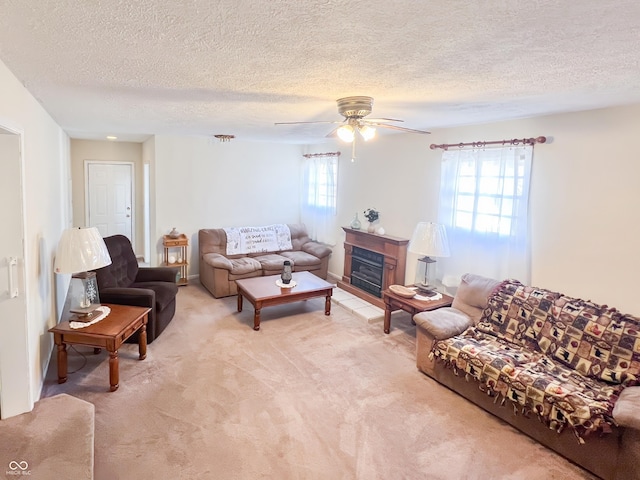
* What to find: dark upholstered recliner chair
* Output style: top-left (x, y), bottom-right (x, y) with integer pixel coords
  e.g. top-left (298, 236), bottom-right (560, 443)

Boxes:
top-left (93, 235), bottom-right (179, 344)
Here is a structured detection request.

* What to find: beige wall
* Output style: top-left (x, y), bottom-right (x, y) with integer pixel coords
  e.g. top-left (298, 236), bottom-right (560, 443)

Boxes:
top-left (316, 103), bottom-right (640, 314)
top-left (144, 103), bottom-right (640, 315)
top-left (428, 105), bottom-right (640, 314)
top-left (151, 135), bottom-right (303, 272)
top-left (0, 58), bottom-right (71, 416)
top-left (304, 134), bottom-right (441, 284)
top-left (70, 139), bottom-right (145, 254)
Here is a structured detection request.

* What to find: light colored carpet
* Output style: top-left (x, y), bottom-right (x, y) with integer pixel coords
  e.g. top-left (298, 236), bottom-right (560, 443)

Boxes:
top-left (41, 283), bottom-right (597, 479)
top-left (0, 393), bottom-right (94, 479)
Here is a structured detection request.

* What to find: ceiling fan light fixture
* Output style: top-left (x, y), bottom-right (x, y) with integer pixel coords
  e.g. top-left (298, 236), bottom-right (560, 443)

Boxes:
top-left (337, 124), bottom-right (355, 142)
top-left (337, 96), bottom-right (374, 118)
top-left (275, 95), bottom-right (430, 140)
top-left (358, 124), bottom-right (376, 141)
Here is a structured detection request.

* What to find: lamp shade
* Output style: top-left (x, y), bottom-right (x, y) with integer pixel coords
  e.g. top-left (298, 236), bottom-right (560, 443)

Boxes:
top-left (337, 124), bottom-right (355, 142)
top-left (358, 124), bottom-right (376, 141)
top-left (54, 227), bottom-right (112, 274)
top-left (408, 222), bottom-right (451, 258)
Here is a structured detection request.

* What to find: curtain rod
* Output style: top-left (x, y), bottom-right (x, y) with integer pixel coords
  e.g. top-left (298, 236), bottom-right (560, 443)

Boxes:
top-left (303, 152), bottom-right (341, 158)
top-left (430, 136), bottom-right (546, 151)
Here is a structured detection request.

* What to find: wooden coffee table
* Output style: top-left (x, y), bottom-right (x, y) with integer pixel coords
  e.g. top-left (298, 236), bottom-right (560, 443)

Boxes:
top-left (382, 287), bottom-right (454, 334)
top-left (49, 304), bottom-right (151, 391)
top-left (236, 271), bottom-right (335, 330)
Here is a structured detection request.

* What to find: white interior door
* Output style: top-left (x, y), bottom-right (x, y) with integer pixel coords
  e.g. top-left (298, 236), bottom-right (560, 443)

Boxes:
top-left (0, 130), bottom-right (29, 419)
top-left (86, 162), bottom-right (133, 240)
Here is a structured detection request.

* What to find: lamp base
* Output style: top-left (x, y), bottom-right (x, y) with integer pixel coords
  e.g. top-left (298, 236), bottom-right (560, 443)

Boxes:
top-left (415, 256), bottom-right (438, 293)
top-left (414, 284), bottom-right (439, 297)
top-left (70, 304), bottom-right (102, 322)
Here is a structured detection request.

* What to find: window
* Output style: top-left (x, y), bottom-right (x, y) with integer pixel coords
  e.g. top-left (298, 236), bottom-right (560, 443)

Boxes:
top-left (306, 157), bottom-right (337, 210)
top-left (301, 154), bottom-right (339, 244)
top-left (451, 151), bottom-right (528, 236)
top-left (438, 146), bottom-right (533, 282)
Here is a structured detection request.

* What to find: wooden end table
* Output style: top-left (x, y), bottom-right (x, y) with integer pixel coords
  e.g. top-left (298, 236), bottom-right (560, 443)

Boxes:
top-left (49, 304), bottom-right (151, 392)
top-left (382, 288), bottom-right (454, 334)
top-left (235, 271), bottom-right (335, 330)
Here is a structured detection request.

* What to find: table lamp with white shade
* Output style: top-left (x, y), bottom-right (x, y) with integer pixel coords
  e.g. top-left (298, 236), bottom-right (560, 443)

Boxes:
top-left (54, 227), bottom-right (112, 319)
top-left (408, 222), bottom-right (450, 293)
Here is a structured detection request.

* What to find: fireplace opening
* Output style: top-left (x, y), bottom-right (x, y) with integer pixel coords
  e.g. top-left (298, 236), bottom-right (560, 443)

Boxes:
top-left (350, 246), bottom-right (384, 298)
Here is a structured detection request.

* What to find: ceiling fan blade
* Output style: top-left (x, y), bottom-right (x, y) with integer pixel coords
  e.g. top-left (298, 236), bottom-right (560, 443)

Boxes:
top-left (274, 120), bottom-right (342, 125)
top-left (274, 96), bottom-right (428, 139)
top-left (325, 126), bottom-right (340, 138)
top-left (372, 123), bottom-right (431, 134)
top-left (364, 117), bottom-right (404, 123)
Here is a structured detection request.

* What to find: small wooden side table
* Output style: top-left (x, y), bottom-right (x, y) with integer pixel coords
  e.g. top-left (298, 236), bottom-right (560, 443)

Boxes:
top-left (382, 288), bottom-right (454, 334)
top-left (163, 234), bottom-right (189, 286)
top-left (49, 304), bottom-right (151, 392)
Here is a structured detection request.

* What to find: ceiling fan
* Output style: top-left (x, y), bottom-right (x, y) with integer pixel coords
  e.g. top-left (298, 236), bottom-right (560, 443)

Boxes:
top-left (275, 96), bottom-right (431, 143)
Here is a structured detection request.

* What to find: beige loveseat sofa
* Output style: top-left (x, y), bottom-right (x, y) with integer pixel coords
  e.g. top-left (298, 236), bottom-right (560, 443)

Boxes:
top-left (199, 224), bottom-right (332, 298)
top-left (414, 273), bottom-right (640, 480)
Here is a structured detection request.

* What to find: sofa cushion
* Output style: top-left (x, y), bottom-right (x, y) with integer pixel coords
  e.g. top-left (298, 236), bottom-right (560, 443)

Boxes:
top-left (451, 273), bottom-right (501, 324)
top-left (202, 253), bottom-right (233, 271)
top-left (198, 228), bottom-right (227, 256)
top-left (414, 308), bottom-right (474, 339)
top-left (253, 253), bottom-right (290, 272)
top-left (280, 250), bottom-right (321, 267)
top-left (612, 386), bottom-right (640, 429)
top-left (302, 241), bottom-right (332, 259)
top-left (227, 257), bottom-right (262, 275)
top-left (287, 224), bottom-right (312, 250)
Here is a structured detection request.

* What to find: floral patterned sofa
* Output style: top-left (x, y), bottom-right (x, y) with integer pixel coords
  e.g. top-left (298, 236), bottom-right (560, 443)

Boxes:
top-left (415, 273), bottom-right (640, 480)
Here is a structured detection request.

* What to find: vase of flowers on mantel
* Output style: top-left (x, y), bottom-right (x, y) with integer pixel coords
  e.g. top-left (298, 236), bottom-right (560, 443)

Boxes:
top-left (364, 208), bottom-right (380, 233)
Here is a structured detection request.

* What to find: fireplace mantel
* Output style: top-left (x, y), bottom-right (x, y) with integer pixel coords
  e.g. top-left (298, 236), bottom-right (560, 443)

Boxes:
top-left (337, 227), bottom-right (409, 309)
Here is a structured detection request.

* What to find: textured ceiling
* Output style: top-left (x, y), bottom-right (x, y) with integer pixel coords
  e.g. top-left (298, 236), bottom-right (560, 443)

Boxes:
top-left (1, 0), bottom-right (639, 144)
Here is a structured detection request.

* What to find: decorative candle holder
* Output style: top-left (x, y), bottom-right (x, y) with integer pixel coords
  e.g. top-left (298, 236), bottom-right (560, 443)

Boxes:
top-left (281, 260), bottom-right (292, 284)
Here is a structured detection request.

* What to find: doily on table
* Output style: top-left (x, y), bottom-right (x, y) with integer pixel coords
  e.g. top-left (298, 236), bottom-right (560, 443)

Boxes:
top-left (70, 306), bottom-right (111, 329)
top-left (414, 292), bottom-right (443, 301)
top-left (275, 279), bottom-right (297, 288)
